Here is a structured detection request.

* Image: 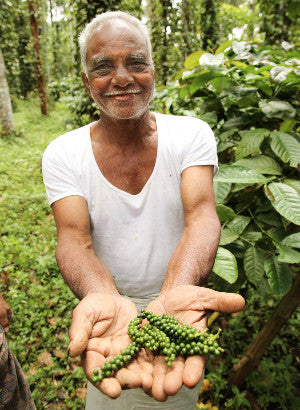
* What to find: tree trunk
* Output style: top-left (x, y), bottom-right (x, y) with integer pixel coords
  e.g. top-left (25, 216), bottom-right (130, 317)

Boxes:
top-left (0, 48), bottom-right (15, 138)
top-left (28, 0), bottom-right (48, 115)
top-left (229, 274), bottom-right (300, 388)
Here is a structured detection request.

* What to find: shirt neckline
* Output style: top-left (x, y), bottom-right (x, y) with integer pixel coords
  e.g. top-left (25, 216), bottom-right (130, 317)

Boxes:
top-left (87, 112), bottom-right (162, 198)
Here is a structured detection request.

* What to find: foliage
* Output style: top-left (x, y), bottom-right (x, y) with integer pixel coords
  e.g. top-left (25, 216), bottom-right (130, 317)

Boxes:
top-left (0, 0), bottom-right (36, 100)
top-left (0, 99), bottom-right (86, 408)
top-left (151, 40), bottom-right (300, 298)
top-left (257, 0), bottom-right (300, 45)
top-left (201, 287), bottom-right (300, 409)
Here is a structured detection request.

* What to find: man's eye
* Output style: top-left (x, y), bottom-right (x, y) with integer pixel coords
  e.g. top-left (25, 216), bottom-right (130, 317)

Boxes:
top-left (130, 62), bottom-right (146, 72)
top-left (95, 65), bottom-right (111, 74)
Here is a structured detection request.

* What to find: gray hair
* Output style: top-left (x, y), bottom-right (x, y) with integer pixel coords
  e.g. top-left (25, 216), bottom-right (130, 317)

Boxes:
top-left (79, 11), bottom-right (152, 73)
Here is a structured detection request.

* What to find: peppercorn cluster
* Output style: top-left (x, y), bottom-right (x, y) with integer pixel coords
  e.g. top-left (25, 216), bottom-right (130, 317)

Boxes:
top-left (91, 309), bottom-right (223, 383)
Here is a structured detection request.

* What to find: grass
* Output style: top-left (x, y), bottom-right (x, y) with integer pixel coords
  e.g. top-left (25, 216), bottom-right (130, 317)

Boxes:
top-left (0, 99), bottom-right (86, 409)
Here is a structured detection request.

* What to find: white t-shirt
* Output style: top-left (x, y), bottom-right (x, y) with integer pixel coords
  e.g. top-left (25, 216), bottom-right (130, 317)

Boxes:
top-left (42, 112), bottom-right (218, 297)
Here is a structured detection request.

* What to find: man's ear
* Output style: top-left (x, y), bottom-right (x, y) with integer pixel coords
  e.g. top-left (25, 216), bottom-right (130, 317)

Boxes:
top-left (81, 71), bottom-right (92, 98)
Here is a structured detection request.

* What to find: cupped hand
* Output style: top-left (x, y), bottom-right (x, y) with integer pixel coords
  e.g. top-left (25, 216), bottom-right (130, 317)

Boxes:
top-left (145, 285), bottom-right (245, 401)
top-left (68, 293), bottom-right (153, 398)
top-left (0, 293), bottom-right (12, 331)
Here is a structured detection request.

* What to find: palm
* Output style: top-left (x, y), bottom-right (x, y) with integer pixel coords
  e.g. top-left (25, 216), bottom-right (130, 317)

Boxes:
top-left (68, 293), bottom-right (152, 398)
top-left (145, 285), bottom-right (245, 401)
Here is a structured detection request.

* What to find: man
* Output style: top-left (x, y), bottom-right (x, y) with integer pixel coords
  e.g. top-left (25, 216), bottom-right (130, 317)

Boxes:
top-left (42, 11), bottom-right (245, 409)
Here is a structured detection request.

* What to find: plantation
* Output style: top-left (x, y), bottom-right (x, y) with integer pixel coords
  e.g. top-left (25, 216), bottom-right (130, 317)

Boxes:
top-left (1, 39), bottom-right (299, 408)
top-left (0, 0), bottom-right (300, 407)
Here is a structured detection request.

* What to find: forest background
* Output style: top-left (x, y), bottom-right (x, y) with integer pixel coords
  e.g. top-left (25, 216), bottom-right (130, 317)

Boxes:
top-left (0, 0), bottom-right (299, 409)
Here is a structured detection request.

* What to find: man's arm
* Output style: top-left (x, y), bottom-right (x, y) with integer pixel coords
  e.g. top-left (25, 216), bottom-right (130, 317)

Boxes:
top-left (52, 195), bottom-right (119, 299)
top-left (160, 165), bottom-right (220, 295)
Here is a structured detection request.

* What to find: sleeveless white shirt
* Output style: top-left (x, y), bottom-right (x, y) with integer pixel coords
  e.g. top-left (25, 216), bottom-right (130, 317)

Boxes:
top-left (42, 113), bottom-right (218, 297)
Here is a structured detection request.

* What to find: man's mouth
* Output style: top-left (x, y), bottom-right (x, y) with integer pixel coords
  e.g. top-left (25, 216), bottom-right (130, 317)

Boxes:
top-left (103, 90), bottom-right (142, 97)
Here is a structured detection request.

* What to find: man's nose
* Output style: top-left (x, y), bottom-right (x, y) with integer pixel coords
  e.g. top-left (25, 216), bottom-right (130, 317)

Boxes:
top-left (111, 65), bottom-right (134, 87)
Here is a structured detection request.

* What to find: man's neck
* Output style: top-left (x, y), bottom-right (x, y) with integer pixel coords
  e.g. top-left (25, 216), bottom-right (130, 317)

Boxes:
top-left (92, 110), bottom-right (156, 148)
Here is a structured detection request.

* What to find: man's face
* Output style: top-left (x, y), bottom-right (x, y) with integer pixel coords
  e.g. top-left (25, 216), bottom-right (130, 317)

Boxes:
top-left (82, 19), bottom-right (155, 121)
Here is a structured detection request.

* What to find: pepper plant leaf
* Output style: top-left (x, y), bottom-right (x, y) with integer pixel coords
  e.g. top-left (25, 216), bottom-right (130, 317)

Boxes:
top-left (270, 131), bottom-right (300, 168)
top-left (214, 165), bottom-right (267, 183)
top-left (234, 155), bottom-right (282, 175)
top-left (264, 256), bottom-right (292, 296)
top-left (243, 246), bottom-right (265, 287)
top-left (281, 232), bottom-right (300, 248)
top-left (235, 128), bottom-right (269, 160)
top-left (266, 182), bottom-right (300, 225)
top-left (213, 247), bottom-right (238, 284)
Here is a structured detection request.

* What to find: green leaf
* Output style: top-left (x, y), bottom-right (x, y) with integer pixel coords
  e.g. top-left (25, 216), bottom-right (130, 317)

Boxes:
top-left (190, 72), bottom-right (225, 94)
top-left (256, 212), bottom-right (282, 227)
top-left (281, 232), bottom-right (300, 249)
top-left (259, 100), bottom-right (296, 119)
top-left (267, 182), bottom-right (300, 225)
top-left (184, 51), bottom-right (206, 69)
top-left (198, 112), bottom-right (218, 127)
top-left (234, 155), bottom-right (282, 175)
top-left (219, 228), bottom-right (239, 245)
top-left (216, 204), bottom-right (236, 222)
top-left (277, 245), bottom-right (300, 263)
top-left (215, 40), bottom-right (233, 55)
top-left (264, 256), bottom-right (292, 296)
top-left (213, 247), bottom-right (238, 284)
top-left (214, 166), bottom-right (267, 184)
top-left (240, 231), bottom-right (262, 242)
top-left (283, 179), bottom-right (300, 194)
top-left (279, 119), bottom-right (297, 132)
top-left (213, 181), bottom-right (231, 203)
top-left (209, 77), bottom-right (231, 93)
top-left (179, 86), bottom-right (190, 99)
top-left (235, 129), bottom-right (269, 160)
top-left (227, 216), bottom-right (251, 235)
top-left (243, 246), bottom-right (265, 287)
top-left (270, 131), bottom-right (300, 168)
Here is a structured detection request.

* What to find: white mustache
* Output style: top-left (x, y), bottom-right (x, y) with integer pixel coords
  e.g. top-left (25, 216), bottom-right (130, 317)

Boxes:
top-left (104, 90), bottom-right (142, 96)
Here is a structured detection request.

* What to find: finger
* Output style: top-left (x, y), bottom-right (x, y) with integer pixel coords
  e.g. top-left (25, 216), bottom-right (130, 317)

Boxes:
top-left (98, 377), bottom-right (122, 399)
top-left (163, 356), bottom-right (184, 395)
top-left (182, 355), bottom-right (206, 388)
top-left (115, 367), bottom-right (142, 389)
top-left (196, 288), bottom-right (245, 314)
top-left (151, 356), bottom-right (168, 402)
top-left (127, 361), bottom-right (153, 392)
top-left (68, 308), bottom-right (94, 357)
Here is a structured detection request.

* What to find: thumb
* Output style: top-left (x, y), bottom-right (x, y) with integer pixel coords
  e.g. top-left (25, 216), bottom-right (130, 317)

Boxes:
top-left (199, 288), bottom-right (245, 314)
top-left (68, 307), bottom-right (94, 357)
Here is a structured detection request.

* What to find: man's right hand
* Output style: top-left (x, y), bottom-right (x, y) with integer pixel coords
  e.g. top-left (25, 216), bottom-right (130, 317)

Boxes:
top-left (0, 293), bottom-right (12, 331)
top-left (68, 293), bottom-right (153, 398)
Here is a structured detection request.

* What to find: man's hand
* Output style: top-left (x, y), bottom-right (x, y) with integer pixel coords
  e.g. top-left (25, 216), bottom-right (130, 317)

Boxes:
top-left (0, 293), bottom-right (12, 331)
top-left (68, 293), bottom-right (153, 398)
top-left (145, 285), bottom-right (245, 401)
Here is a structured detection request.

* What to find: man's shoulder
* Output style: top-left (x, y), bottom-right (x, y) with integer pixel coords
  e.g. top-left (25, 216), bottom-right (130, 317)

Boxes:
top-left (43, 123), bottom-right (92, 156)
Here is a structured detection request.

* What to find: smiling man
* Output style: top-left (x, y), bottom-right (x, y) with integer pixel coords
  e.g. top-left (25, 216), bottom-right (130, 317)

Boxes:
top-left (42, 11), bottom-right (245, 410)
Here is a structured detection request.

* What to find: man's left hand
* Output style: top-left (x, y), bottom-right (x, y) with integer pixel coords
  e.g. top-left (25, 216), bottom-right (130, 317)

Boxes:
top-left (145, 285), bottom-right (245, 401)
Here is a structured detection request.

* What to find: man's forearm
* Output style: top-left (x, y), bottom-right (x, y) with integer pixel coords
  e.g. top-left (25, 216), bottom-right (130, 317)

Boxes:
top-left (56, 238), bottom-right (119, 300)
top-left (160, 214), bottom-right (221, 295)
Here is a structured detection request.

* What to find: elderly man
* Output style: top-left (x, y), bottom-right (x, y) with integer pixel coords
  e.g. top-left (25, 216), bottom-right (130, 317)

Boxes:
top-left (42, 11), bottom-right (244, 409)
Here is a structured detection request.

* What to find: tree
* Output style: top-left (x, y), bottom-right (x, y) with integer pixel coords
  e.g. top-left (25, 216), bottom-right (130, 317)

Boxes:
top-left (28, 0), bottom-right (48, 115)
top-left (200, 0), bottom-right (220, 51)
top-left (257, 0), bottom-right (300, 45)
top-left (0, 47), bottom-right (15, 138)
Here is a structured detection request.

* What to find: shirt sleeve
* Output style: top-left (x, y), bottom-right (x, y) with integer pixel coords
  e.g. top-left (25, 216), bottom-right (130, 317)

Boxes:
top-left (42, 141), bottom-right (86, 206)
top-left (181, 119), bottom-right (218, 175)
